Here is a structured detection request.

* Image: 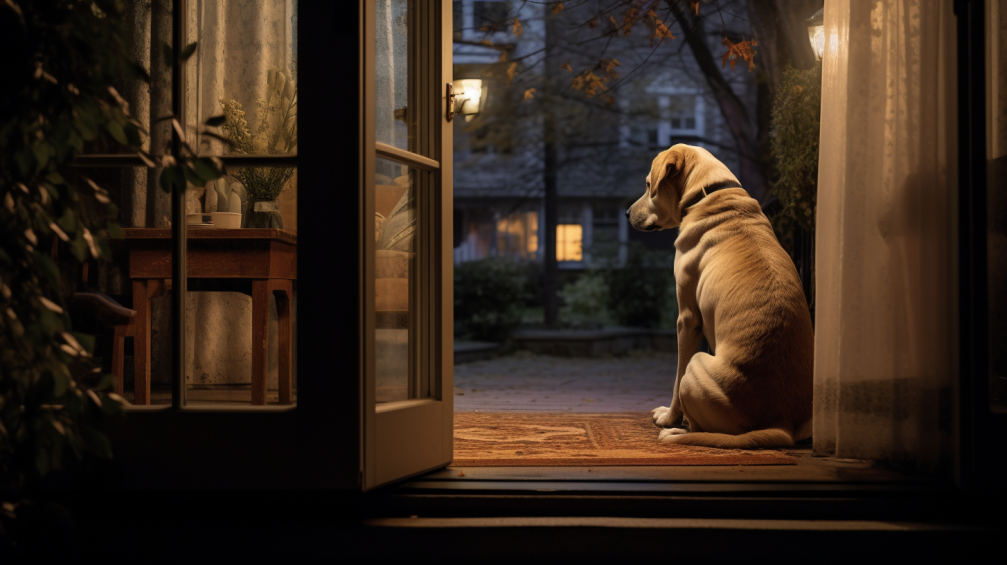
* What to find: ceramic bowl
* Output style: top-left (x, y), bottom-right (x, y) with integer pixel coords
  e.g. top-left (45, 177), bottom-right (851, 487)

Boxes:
top-left (210, 212), bottom-right (242, 229)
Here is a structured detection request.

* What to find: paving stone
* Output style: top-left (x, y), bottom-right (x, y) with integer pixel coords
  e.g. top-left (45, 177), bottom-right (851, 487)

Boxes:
top-left (454, 351), bottom-right (679, 413)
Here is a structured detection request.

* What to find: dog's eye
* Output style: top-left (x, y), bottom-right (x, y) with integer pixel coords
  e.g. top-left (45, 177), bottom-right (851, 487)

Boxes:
top-left (646, 181), bottom-right (650, 188)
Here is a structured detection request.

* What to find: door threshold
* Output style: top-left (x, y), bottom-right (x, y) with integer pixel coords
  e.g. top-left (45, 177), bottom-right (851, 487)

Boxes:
top-left (414, 447), bottom-right (928, 484)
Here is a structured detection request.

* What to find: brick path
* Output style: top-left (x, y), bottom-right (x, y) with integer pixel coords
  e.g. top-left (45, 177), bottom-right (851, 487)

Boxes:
top-left (453, 351), bottom-right (678, 412)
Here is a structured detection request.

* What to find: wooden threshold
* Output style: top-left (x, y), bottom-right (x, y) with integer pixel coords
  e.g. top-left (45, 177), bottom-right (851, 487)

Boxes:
top-left (399, 448), bottom-right (933, 489)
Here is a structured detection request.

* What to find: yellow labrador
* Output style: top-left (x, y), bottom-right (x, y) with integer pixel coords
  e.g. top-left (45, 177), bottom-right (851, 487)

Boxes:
top-left (627, 144), bottom-right (813, 449)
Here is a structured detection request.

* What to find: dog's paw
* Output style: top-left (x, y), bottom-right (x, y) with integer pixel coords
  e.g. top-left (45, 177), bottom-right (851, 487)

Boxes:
top-left (658, 428), bottom-right (690, 442)
top-left (651, 406), bottom-right (674, 428)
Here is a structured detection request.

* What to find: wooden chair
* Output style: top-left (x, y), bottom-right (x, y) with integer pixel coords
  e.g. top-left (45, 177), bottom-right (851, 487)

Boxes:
top-left (70, 288), bottom-right (138, 396)
top-left (52, 239), bottom-right (137, 395)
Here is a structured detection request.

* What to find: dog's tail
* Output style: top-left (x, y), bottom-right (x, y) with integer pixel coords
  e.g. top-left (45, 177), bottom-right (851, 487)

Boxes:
top-left (662, 428), bottom-right (794, 449)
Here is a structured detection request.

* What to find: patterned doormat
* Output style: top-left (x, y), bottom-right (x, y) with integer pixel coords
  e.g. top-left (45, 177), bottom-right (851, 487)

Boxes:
top-left (452, 412), bottom-right (796, 466)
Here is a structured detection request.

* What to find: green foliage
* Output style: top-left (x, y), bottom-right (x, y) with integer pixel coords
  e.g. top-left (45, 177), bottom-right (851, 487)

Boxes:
top-left (770, 63), bottom-right (821, 232)
top-left (219, 69), bottom-right (297, 200)
top-left (558, 271), bottom-right (613, 326)
top-left (768, 63), bottom-right (820, 317)
top-left (454, 258), bottom-right (532, 342)
top-left (0, 0), bottom-right (223, 505)
top-left (563, 239), bottom-right (676, 329)
top-left (600, 242), bottom-right (675, 329)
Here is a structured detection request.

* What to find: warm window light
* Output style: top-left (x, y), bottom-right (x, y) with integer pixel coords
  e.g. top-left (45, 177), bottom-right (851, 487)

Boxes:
top-left (448, 79), bottom-right (486, 122)
top-left (806, 8), bottom-right (825, 61)
top-left (556, 224), bottom-right (582, 262)
top-left (496, 212), bottom-right (538, 258)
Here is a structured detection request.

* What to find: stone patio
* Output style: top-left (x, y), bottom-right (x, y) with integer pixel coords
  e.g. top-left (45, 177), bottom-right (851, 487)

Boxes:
top-left (453, 350), bottom-right (678, 413)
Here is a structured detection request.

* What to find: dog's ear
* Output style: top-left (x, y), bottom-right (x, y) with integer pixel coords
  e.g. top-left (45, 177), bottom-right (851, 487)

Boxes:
top-left (649, 148), bottom-right (683, 198)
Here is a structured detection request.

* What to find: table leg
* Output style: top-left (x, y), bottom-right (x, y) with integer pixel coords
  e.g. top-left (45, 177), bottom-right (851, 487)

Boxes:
top-left (131, 280), bottom-right (151, 405)
top-left (251, 279), bottom-right (269, 405)
top-left (273, 280), bottom-right (293, 405)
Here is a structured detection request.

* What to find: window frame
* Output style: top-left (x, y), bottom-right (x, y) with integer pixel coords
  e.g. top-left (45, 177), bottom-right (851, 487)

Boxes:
top-left (70, 0), bottom-right (358, 490)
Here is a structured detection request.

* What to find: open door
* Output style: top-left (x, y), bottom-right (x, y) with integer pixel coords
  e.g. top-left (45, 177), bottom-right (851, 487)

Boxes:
top-left (362, 0), bottom-right (454, 490)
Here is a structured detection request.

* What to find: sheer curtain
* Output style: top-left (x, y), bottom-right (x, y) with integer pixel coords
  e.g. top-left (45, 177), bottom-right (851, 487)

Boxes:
top-left (119, 1), bottom-right (296, 390)
top-left (179, 0), bottom-right (296, 388)
top-left (813, 0), bottom-right (957, 472)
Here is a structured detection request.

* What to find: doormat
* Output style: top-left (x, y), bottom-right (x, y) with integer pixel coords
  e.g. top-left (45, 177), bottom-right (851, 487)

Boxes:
top-left (452, 412), bottom-right (796, 466)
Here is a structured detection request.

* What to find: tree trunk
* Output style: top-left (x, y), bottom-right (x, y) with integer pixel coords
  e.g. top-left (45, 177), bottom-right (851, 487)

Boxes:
top-left (542, 14), bottom-right (559, 327)
top-left (666, 0), bottom-right (766, 202)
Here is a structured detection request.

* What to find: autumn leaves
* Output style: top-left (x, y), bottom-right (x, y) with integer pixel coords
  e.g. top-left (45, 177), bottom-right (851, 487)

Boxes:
top-left (721, 37), bottom-right (758, 72)
top-left (565, 58), bottom-right (620, 106)
top-left (480, 1), bottom-right (756, 108)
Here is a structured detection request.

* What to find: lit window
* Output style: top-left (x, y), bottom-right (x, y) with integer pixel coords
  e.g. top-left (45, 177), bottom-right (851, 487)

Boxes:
top-left (496, 212), bottom-right (538, 259)
top-left (556, 224), bottom-right (583, 262)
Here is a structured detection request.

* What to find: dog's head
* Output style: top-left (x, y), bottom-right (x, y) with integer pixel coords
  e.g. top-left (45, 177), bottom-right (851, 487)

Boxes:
top-left (626, 144), bottom-right (740, 231)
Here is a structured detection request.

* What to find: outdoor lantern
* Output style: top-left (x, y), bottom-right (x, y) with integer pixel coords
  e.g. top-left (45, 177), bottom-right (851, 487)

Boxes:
top-left (806, 8), bottom-right (825, 61)
top-left (447, 79), bottom-right (485, 122)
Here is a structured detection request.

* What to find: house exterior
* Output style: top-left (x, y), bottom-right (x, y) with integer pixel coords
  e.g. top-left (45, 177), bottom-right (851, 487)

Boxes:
top-left (451, 0), bottom-right (756, 269)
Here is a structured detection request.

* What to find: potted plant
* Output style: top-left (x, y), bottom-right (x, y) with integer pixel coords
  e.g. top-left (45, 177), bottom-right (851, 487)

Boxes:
top-left (219, 69), bottom-right (297, 228)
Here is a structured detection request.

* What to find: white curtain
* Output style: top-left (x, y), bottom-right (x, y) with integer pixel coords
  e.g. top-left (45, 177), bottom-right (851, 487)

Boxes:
top-left (188, 0), bottom-right (296, 151)
top-left (153, 0), bottom-right (296, 388)
top-left (813, 0), bottom-right (957, 472)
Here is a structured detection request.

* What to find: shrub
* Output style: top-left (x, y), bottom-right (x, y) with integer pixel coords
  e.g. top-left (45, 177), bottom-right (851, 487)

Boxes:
top-left (602, 242), bottom-right (674, 328)
top-left (770, 63), bottom-right (821, 232)
top-left (454, 258), bottom-right (532, 341)
top-left (0, 0), bottom-right (223, 522)
top-left (769, 63), bottom-right (821, 316)
top-left (0, 0), bottom-right (138, 497)
top-left (558, 271), bottom-right (612, 326)
top-left (568, 240), bottom-right (676, 329)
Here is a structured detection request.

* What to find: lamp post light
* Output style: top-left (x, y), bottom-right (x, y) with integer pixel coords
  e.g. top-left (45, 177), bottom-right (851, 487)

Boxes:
top-left (806, 8), bottom-right (825, 62)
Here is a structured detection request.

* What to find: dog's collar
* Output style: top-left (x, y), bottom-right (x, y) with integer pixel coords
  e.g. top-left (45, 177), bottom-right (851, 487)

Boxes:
top-left (680, 180), bottom-right (744, 215)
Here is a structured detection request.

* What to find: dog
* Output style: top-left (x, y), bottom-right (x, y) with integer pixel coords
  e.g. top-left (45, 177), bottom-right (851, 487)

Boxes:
top-left (626, 144), bottom-right (814, 449)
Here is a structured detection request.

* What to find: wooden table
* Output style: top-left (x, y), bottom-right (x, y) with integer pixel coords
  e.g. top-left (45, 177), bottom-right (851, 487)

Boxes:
top-left (122, 228), bottom-right (296, 405)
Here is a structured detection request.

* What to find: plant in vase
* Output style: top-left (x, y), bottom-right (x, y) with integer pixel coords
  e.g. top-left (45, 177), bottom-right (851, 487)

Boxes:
top-left (219, 69), bottom-right (297, 228)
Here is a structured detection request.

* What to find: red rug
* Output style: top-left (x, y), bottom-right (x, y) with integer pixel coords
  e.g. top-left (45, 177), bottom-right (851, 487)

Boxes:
top-left (452, 412), bottom-right (796, 466)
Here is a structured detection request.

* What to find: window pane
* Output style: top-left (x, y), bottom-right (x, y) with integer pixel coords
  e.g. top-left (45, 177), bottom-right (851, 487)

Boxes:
top-left (63, 168), bottom-right (175, 406)
top-left (375, 157), bottom-right (428, 403)
top-left (556, 224), bottom-right (583, 262)
top-left (375, 0), bottom-right (414, 154)
top-left (190, 0), bottom-right (298, 157)
top-left (81, 1), bottom-right (172, 154)
top-left (183, 167), bottom-right (298, 406)
top-left (496, 211), bottom-right (538, 260)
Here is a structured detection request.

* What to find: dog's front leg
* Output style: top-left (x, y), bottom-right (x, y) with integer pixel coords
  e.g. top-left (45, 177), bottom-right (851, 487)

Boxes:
top-left (653, 305), bottom-right (703, 428)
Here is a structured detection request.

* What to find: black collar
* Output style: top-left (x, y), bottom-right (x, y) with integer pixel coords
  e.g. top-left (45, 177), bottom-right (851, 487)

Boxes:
top-left (680, 180), bottom-right (744, 214)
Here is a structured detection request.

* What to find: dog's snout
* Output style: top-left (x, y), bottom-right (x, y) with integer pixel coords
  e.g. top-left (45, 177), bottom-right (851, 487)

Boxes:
top-left (625, 208), bottom-right (630, 219)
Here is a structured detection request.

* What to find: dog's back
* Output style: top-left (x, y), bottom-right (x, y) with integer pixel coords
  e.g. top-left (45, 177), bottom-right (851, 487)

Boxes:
top-left (676, 189), bottom-right (814, 431)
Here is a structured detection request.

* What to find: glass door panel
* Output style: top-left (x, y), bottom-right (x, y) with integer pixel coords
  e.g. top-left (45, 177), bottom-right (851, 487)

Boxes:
top-left (375, 157), bottom-right (431, 403)
top-left (182, 0), bottom-right (299, 407)
top-left (375, 0), bottom-right (414, 153)
top-left (364, 0), bottom-right (452, 490)
top-left (63, 168), bottom-right (177, 406)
